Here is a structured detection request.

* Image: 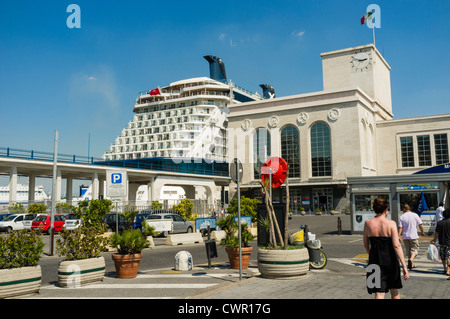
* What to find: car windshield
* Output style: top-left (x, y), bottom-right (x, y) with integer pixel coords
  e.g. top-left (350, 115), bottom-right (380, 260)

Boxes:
top-left (3, 215), bottom-right (17, 221)
top-left (67, 214), bottom-right (79, 220)
top-left (24, 215), bottom-right (36, 220)
top-left (147, 215), bottom-right (162, 220)
top-left (35, 215), bottom-right (48, 221)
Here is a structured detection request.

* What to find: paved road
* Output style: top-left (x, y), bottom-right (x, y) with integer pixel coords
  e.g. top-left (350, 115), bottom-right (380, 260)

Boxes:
top-left (22, 214), bottom-right (450, 306)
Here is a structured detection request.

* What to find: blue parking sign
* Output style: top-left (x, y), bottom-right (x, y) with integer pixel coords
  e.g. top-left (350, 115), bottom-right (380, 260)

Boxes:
top-left (111, 173), bottom-right (122, 184)
top-left (107, 170), bottom-right (127, 197)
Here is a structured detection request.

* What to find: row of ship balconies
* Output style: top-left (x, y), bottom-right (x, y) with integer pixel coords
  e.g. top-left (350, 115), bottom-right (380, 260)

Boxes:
top-left (135, 90), bottom-right (230, 108)
top-left (105, 146), bottom-right (228, 161)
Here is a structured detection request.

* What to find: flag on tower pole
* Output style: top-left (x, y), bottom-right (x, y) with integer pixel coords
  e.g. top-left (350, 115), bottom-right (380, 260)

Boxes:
top-left (361, 10), bottom-right (374, 25)
top-left (361, 9), bottom-right (376, 46)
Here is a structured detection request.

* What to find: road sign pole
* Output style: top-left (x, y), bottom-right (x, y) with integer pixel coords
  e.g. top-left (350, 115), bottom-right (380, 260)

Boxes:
top-left (230, 158), bottom-right (243, 281)
top-left (236, 160), bottom-right (242, 281)
top-left (50, 129), bottom-right (58, 256)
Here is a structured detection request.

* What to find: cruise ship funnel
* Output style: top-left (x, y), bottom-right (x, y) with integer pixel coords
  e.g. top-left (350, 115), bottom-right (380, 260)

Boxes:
top-left (260, 84), bottom-right (275, 99)
top-left (204, 55), bottom-right (227, 82)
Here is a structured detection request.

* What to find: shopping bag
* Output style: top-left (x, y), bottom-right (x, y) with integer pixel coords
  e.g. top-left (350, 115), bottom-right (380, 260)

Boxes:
top-left (427, 244), bottom-right (441, 263)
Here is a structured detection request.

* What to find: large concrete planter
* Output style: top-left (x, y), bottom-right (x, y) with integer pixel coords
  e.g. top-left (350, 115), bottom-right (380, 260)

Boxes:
top-left (258, 248), bottom-right (309, 279)
top-left (0, 266), bottom-right (42, 299)
top-left (58, 257), bottom-right (106, 288)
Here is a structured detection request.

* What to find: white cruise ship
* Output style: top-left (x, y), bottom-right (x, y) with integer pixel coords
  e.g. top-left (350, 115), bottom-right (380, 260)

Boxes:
top-left (103, 56), bottom-right (270, 162)
top-left (0, 184), bottom-right (49, 205)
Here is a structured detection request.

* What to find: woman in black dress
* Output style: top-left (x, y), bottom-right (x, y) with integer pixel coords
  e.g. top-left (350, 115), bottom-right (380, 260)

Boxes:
top-left (363, 198), bottom-right (409, 299)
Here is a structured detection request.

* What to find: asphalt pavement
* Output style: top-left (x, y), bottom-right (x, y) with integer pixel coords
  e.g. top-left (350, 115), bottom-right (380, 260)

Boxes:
top-left (15, 214), bottom-right (450, 312)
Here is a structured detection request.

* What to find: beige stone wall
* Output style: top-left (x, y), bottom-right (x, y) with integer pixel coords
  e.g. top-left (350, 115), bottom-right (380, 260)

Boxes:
top-left (376, 114), bottom-right (450, 175)
top-left (227, 88), bottom-right (377, 186)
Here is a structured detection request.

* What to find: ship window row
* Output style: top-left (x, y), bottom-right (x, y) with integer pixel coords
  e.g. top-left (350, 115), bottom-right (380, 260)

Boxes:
top-left (399, 133), bottom-right (449, 168)
top-left (129, 112), bottom-right (215, 129)
top-left (119, 123), bottom-right (208, 140)
top-left (136, 92), bottom-right (228, 106)
top-left (106, 147), bottom-right (228, 161)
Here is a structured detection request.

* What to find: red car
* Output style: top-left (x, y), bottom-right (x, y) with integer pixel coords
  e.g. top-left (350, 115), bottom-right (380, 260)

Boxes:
top-left (31, 214), bottom-right (66, 234)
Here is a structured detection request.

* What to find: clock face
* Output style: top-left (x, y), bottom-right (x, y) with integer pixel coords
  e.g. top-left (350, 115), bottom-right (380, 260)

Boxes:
top-left (351, 52), bottom-right (371, 70)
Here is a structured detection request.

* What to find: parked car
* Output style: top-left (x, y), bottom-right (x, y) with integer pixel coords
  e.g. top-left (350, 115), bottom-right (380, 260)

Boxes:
top-left (23, 214), bottom-right (44, 230)
top-left (103, 212), bottom-right (131, 233)
top-left (64, 213), bottom-right (82, 230)
top-left (133, 209), bottom-right (172, 230)
top-left (0, 214), bottom-right (36, 233)
top-left (0, 213), bottom-right (12, 221)
top-left (31, 214), bottom-right (66, 234)
top-left (146, 213), bottom-right (194, 236)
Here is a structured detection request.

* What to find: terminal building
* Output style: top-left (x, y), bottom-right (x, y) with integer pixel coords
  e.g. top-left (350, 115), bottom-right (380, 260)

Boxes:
top-left (1, 44), bottom-right (448, 230)
top-left (225, 44), bottom-right (450, 233)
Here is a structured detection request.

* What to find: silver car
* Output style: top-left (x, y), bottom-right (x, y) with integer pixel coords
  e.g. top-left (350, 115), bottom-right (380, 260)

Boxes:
top-left (147, 213), bottom-right (193, 237)
top-left (64, 213), bottom-right (82, 230)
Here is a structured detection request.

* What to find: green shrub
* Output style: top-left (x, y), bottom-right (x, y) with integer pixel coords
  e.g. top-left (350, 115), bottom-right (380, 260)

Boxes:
top-left (8, 203), bottom-right (26, 214)
top-left (109, 229), bottom-right (149, 254)
top-left (226, 196), bottom-right (261, 221)
top-left (56, 228), bottom-right (109, 261)
top-left (172, 198), bottom-right (196, 221)
top-left (78, 199), bottom-right (113, 231)
top-left (216, 214), bottom-right (254, 248)
top-left (0, 230), bottom-right (44, 269)
top-left (28, 203), bottom-right (48, 215)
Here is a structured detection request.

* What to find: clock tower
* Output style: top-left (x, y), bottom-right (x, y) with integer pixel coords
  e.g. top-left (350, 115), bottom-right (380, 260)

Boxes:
top-left (320, 44), bottom-right (392, 119)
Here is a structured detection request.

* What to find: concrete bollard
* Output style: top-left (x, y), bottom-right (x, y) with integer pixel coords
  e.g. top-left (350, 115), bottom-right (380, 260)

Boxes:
top-left (174, 251), bottom-right (193, 271)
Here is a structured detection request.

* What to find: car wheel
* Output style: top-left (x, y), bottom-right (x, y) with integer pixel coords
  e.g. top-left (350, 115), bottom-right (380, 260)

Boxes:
top-left (187, 227), bottom-right (193, 233)
top-left (6, 226), bottom-right (12, 233)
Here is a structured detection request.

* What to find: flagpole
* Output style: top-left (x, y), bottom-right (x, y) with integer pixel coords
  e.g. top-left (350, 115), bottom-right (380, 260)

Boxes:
top-left (372, 24), bottom-right (376, 47)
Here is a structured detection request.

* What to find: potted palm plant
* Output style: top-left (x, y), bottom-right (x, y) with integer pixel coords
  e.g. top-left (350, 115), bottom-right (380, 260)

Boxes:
top-left (109, 229), bottom-right (149, 278)
top-left (216, 214), bottom-right (255, 269)
top-left (0, 230), bottom-right (44, 298)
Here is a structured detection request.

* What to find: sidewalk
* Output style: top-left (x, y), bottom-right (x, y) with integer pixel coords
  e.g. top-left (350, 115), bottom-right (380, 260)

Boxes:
top-left (200, 239), bottom-right (450, 300)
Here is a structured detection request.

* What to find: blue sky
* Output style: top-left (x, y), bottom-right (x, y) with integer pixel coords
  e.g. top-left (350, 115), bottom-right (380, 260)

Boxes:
top-left (1, 0), bottom-right (449, 159)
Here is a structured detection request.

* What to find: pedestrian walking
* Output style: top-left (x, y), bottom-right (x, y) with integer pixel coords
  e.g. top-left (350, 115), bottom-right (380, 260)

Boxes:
top-left (398, 204), bottom-right (424, 270)
top-left (363, 198), bottom-right (409, 299)
top-left (431, 208), bottom-right (450, 276)
top-left (436, 202), bottom-right (445, 223)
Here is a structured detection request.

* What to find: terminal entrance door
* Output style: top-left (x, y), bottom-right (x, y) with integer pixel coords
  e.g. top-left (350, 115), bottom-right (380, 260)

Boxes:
top-left (312, 188), bottom-right (333, 212)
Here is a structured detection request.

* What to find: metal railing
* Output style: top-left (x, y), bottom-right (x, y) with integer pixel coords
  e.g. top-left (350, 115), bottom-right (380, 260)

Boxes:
top-left (0, 146), bottom-right (230, 177)
top-left (0, 147), bottom-right (101, 165)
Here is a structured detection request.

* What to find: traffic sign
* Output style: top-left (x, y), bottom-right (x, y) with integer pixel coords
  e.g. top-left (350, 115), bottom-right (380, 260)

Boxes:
top-left (106, 170), bottom-right (128, 197)
top-left (230, 158), bottom-right (243, 183)
top-left (260, 157), bottom-right (287, 189)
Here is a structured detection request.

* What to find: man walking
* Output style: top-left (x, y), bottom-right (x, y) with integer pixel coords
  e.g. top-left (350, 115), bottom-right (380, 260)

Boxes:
top-left (431, 208), bottom-right (450, 276)
top-left (436, 202), bottom-right (445, 223)
top-left (398, 204), bottom-right (425, 270)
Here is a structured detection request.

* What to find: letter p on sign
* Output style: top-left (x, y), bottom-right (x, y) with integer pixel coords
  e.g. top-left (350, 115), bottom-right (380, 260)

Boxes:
top-left (111, 173), bottom-right (122, 184)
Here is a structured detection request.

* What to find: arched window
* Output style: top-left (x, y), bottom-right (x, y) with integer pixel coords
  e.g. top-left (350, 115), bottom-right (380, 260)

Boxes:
top-left (281, 125), bottom-right (300, 178)
top-left (310, 122), bottom-right (332, 177)
top-left (253, 128), bottom-right (271, 179)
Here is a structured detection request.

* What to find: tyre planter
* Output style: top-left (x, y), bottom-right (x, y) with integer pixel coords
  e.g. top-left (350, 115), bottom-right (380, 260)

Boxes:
top-left (225, 246), bottom-right (253, 269)
top-left (112, 253), bottom-right (143, 278)
top-left (0, 266), bottom-right (41, 299)
top-left (258, 248), bottom-right (309, 279)
top-left (58, 257), bottom-right (106, 288)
